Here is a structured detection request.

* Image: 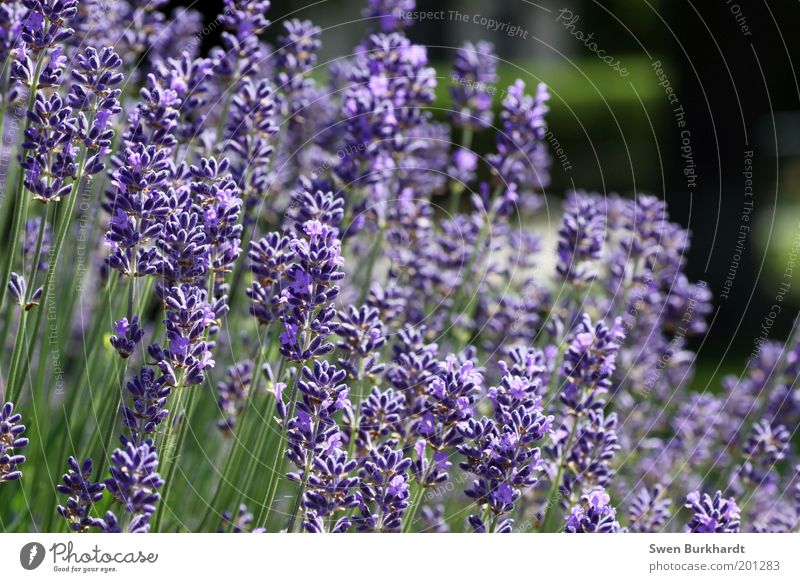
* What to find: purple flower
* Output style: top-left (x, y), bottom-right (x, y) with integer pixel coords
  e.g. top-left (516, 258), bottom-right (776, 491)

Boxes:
top-left (152, 285), bottom-right (218, 386)
top-left (628, 485), bottom-right (672, 533)
top-left (219, 504), bottom-right (265, 533)
top-left (216, 361), bottom-right (253, 433)
top-left (302, 448), bottom-right (359, 533)
top-left (0, 402), bottom-right (29, 483)
top-left (278, 221), bottom-right (344, 362)
top-left (451, 41), bottom-right (498, 129)
top-left (335, 305), bottom-right (387, 379)
top-left (338, 33), bottom-right (436, 190)
top-left (685, 491), bottom-right (741, 533)
top-left (488, 80), bottom-right (550, 193)
top-left (355, 387), bottom-right (405, 452)
top-left (56, 457), bottom-right (105, 532)
top-left (104, 437), bottom-right (164, 533)
top-left (458, 367), bottom-right (551, 526)
top-left (556, 192), bottom-right (605, 285)
top-left (560, 315), bottom-right (625, 413)
top-left (565, 487), bottom-right (620, 533)
top-left (120, 367), bottom-right (170, 442)
top-left (110, 316), bottom-right (145, 358)
top-left (354, 444), bottom-right (412, 532)
top-left (105, 144), bottom-right (173, 278)
top-left (225, 77), bottom-right (276, 214)
top-left (363, 0), bottom-right (415, 32)
top-left (20, 91), bottom-right (76, 202)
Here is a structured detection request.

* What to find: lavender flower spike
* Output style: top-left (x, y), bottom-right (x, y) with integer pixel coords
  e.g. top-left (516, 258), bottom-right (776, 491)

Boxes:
top-left (57, 457), bottom-right (105, 532)
top-left (565, 487), bottom-right (620, 533)
top-left (685, 491), bottom-right (741, 533)
top-left (105, 437), bottom-right (164, 533)
top-left (0, 402), bottom-right (29, 483)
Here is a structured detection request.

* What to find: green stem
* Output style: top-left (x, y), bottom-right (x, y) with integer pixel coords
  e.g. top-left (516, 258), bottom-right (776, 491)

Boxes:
top-left (448, 125), bottom-right (474, 215)
top-left (152, 372), bottom-right (189, 532)
top-left (539, 415), bottom-right (579, 532)
top-left (258, 368), bottom-right (301, 527)
top-left (355, 221), bottom-right (386, 305)
top-left (13, 105), bottom-right (99, 401)
top-left (402, 480), bottom-right (427, 533)
top-left (0, 55), bottom-right (45, 325)
top-left (204, 329), bottom-right (273, 530)
top-left (286, 419), bottom-right (320, 532)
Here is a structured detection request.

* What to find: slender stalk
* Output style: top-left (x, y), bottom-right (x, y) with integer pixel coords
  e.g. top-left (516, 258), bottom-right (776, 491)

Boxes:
top-left (203, 327), bottom-right (274, 530)
top-left (448, 125), bottom-right (474, 215)
top-left (257, 368), bottom-right (301, 526)
top-left (402, 479), bottom-right (427, 533)
top-left (152, 371), bottom-right (189, 532)
top-left (13, 103), bottom-right (100, 400)
top-left (539, 415), bottom-right (578, 532)
top-left (285, 419), bottom-right (321, 532)
top-left (355, 220), bottom-right (386, 305)
top-left (5, 203), bottom-right (53, 402)
top-left (0, 55), bottom-right (45, 322)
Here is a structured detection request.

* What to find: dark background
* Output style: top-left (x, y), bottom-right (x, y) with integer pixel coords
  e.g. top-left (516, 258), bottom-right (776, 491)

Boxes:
top-left (166, 0), bottom-right (800, 369)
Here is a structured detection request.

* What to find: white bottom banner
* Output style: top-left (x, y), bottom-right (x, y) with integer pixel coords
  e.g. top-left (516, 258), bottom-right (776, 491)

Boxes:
top-left (2, 533), bottom-right (798, 581)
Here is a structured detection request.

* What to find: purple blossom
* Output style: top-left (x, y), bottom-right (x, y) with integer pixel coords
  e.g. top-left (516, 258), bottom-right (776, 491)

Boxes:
top-left (363, 0), bottom-right (415, 32)
top-left (685, 491), bottom-right (741, 533)
top-left (104, 437), bottom-right (164, 533)
top-left (488, 80), bottom-right (550, 193)
top-left (451, 41), bottom-right (498, 129)
top-left (556, 192), bottom-right (605, 285)
top-left (354, 444), bottom-right (412, 532)
top-left (278, 221), bottom-right (345, 362)
top-left (56, 457), bottom-right (105, 532)
top-left (216, 361), bottom-right (253, 433)
top-left (120, 367), bottom-right (170, 442)
top-left (560, 315), bottom-right (625, 414)
top-left (110, 316), bottom-right (145, 358)
top-left (565, 487), bottom-right (620, 533)
top-left (628, 485), bottom-right (672, 533)
top-left (0, 402), bottom-right (29, 483)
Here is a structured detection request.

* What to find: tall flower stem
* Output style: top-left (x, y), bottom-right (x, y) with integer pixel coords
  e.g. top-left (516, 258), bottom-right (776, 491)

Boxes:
top-left (204, 327), bottom-right (275, 530)
top-left (152, 370), bottom-right (189, 532)
top-left (539, 415), bottom-right (578, 532)
top-left (285, 419), bottom-right (321, 532)
top-left (257, 366), bottom-right (301, 526)
top-left (13, 102), bottom-right (100, 402)
top-left (0, 55), bottom-right (44, 325)
top-left (443, 190), bottom-right (502, 341)
top-left (402, 476), bottom-right (429, 533)
top-left (448, 125), bottom-right (474, 215)
top-left (4, 202), bottom-right (53, 403)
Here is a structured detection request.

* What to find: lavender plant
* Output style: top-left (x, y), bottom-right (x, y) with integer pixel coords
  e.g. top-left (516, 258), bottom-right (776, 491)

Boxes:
top-left (0, 0), bottom-right (798, 535)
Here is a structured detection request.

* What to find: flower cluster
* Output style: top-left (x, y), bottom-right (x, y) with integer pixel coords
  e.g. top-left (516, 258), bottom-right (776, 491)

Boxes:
top-left (0, 0), bottom-right (797, 538)
top-left (0, 403), bottom-right (28, 483)
top-left (56, 457), bottom-right (105, 532)
top-left (685, 491), bottom-right (741, 533)
top-left (565, 488), bottom-right (621, 533)
top-left (104, 438), bottom-right (164, 533)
